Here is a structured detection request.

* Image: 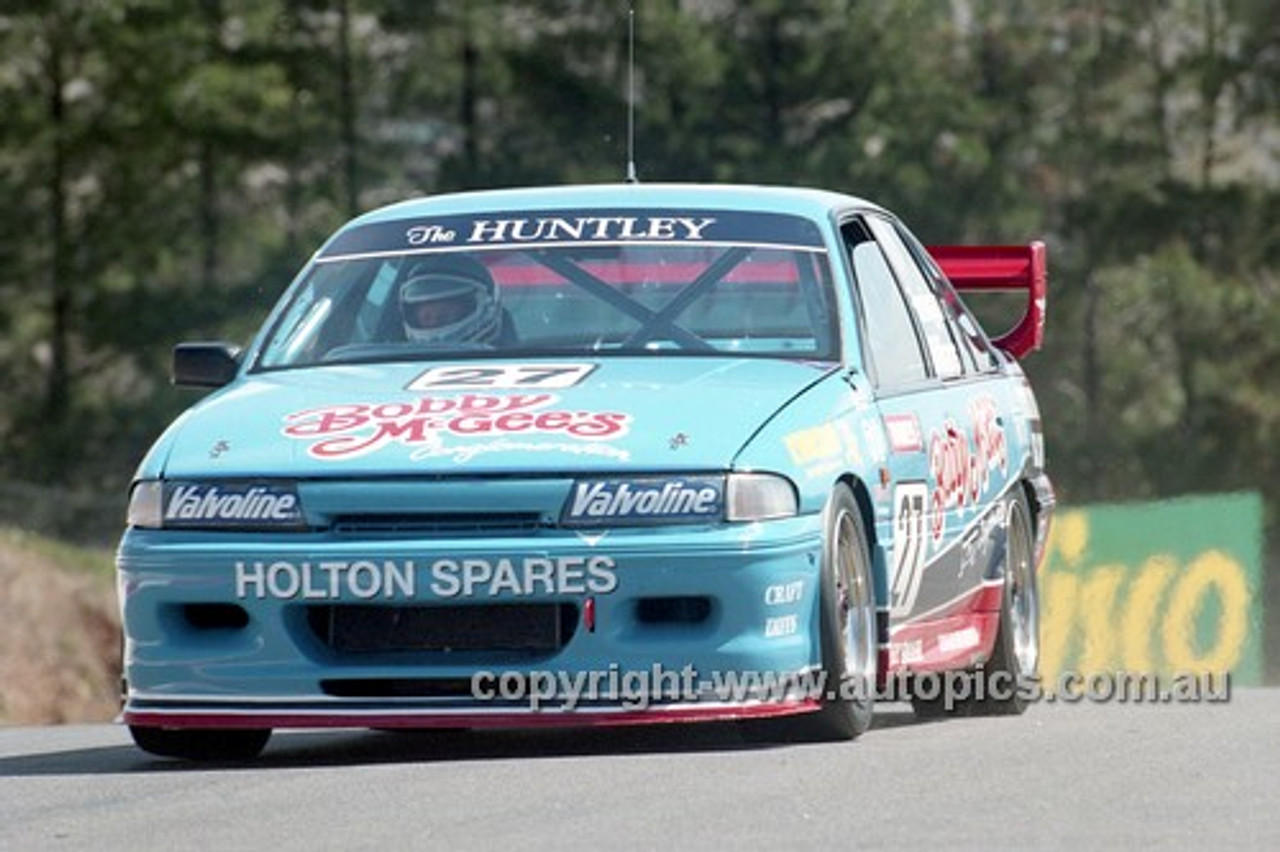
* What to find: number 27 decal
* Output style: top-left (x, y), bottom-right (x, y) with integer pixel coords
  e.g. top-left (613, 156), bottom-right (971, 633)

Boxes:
top-left (890, 481), bottom-right (929, 617)
top-left (407, 363), bottom-right (596, 391)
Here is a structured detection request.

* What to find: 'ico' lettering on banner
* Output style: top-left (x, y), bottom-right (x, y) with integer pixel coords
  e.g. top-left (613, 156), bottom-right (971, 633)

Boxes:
top-left (1037, 498), bottom-right (1262, 686)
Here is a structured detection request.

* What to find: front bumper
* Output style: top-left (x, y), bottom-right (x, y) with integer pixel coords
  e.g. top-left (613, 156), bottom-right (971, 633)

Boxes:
top-left (117, 516), bottom-right (827, 729)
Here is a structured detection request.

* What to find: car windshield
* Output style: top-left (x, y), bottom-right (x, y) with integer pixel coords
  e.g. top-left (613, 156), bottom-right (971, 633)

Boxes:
top-left (253, 207), bottom-right (839, 369)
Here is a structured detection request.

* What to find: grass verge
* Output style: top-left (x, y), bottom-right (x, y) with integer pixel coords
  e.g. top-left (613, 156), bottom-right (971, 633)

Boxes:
top-left (0, 527), bottom-right (121, 724)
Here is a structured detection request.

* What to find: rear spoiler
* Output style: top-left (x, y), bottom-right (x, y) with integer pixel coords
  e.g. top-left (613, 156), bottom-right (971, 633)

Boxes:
top-left (927, 241), bottom-right (1047, 359)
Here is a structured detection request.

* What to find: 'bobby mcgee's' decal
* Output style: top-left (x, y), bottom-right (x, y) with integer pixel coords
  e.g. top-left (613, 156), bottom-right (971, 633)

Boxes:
top-left (928, 396), bottom-right (1008, 540)
top-left (281, 393), bottom-right (630, 459)
top-left (235, 555), bottom-right (618, 601)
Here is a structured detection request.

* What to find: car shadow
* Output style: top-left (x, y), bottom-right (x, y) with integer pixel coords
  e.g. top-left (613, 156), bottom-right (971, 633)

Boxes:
top-left (0, 704), bottom-right (924, 777)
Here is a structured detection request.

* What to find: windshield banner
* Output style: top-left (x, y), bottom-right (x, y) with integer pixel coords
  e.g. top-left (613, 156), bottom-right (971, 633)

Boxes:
top-left (317, 209), bottom-right (825, 262)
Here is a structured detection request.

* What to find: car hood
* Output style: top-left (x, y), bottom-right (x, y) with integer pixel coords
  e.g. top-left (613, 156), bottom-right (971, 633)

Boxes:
top-left (157, 358), bottom-right (836, 478)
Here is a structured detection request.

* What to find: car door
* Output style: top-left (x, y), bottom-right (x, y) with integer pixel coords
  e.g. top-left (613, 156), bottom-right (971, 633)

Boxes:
top-left (844, 215), bottom-right (1017, 667)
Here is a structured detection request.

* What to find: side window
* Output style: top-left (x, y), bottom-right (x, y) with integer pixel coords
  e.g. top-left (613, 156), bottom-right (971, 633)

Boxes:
top-left (865, 216), bottom-right (964, 380)
top-left (934, 275), bottom-right (999, 373)
top-left (842, 221), bottom-right (929, 389)
top-left (896, 223), bottom-right (1000, 373)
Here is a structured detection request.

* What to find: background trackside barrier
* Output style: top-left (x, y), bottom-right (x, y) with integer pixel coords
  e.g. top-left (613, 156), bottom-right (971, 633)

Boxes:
top-left (1038, 492), bottom-right (1264, 689)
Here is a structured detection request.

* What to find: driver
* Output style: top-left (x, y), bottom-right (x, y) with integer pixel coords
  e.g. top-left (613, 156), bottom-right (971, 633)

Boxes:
top-left (399, 255), bottom-right (504, 344)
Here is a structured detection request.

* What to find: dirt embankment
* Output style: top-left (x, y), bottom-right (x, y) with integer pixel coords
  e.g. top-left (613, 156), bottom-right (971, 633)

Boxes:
top-left (0, 541), bottom-right (121, 724)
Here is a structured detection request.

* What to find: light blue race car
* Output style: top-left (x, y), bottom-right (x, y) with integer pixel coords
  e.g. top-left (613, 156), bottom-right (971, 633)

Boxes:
top-left (117, 183), bottom-right (1054, 759)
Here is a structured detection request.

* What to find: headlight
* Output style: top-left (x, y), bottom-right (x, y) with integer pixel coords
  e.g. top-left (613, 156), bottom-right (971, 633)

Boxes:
top-left (726, 472), bottom-right (798, 521)
top-left (126, 480), bottom-right (164, 529)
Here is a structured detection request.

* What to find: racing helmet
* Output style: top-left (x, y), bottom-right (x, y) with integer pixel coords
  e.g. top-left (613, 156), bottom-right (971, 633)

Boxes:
top-left (399, 255), bottom-right (502, 344)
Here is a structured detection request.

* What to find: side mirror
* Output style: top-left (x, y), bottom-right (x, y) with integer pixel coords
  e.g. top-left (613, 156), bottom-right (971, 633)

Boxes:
top-left (172, 342), bottom-right (242, 388)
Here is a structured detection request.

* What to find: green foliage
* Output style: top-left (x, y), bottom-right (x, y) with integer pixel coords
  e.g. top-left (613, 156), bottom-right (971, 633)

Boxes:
top-left (0, 0), bottom-right (1275, 535)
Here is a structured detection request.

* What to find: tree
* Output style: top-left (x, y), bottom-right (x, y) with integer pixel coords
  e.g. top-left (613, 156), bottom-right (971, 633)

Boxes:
top-left (0, 0), bottom-right (1274, 543)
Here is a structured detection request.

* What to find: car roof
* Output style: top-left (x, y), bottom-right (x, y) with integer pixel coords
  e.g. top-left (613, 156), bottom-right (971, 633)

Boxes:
top-left (351, 183), bottom-right (888, 227)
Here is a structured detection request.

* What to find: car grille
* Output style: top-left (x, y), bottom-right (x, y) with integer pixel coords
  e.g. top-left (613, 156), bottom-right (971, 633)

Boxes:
top-left (305, 602), bottom-right (577, 658)
top-left (329, 512), bottom-right (546, 537)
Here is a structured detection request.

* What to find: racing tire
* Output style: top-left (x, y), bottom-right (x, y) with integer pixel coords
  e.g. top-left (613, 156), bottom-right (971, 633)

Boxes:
top-left (129, 726), bottom-right (272, 761)
top-left (912, 489), bottom-right (1037, 720)
top-left (749, 484), bottom-right (876, 742)
top-left (970, 489), bottom-right (1038, 715)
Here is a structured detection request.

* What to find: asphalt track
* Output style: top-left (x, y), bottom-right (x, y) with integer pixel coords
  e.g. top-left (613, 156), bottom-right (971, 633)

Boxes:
top-left (2, 690), bottom-right (1277, 851)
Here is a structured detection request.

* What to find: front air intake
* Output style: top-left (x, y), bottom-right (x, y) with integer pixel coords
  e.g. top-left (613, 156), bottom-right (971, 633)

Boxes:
top-left (305, 602), bottom-right (577, 658)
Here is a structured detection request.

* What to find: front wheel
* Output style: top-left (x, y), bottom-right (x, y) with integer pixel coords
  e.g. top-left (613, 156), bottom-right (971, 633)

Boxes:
top-left (129, 726), bottom-right (271, 761)
top-left (762, 484), bottom-right (876, 742)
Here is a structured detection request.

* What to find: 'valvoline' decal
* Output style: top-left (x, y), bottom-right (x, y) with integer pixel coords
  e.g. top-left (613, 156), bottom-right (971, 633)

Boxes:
top-left (562, 477), bottom-right (725, 526)
top-left (164, 482), bottom-right (304, 529)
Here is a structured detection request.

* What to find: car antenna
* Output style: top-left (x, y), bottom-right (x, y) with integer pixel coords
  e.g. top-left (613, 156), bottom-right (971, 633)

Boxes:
top-left (625, 5), bottom-right (639, 184)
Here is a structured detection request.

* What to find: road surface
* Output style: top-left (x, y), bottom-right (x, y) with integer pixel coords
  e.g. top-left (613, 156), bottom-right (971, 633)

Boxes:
top-left (2, 690), bottom-right (1277, 850)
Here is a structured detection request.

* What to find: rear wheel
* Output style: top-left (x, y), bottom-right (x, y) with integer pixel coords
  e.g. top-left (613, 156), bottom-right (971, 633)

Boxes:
top-left (129, 726), bottom-right (271, 761)
top-left (910, 489), bottom-right (1038, 719)
top-left (757, 484), bottom-right (876, 742)
top-left (972, 489), bottom-right (1038, 715)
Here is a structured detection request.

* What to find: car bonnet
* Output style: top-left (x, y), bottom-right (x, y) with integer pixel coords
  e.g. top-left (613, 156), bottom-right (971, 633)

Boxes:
top-left (156, 357), bottom-right (837, 478)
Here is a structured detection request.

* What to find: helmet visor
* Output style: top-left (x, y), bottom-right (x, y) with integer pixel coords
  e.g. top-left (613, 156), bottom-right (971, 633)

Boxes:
top-left (400, 271), bottom-right (498, 344)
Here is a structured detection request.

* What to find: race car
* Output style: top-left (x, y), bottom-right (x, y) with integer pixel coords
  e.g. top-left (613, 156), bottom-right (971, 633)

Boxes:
top-left (116, 183), bottom-right (1053, 759)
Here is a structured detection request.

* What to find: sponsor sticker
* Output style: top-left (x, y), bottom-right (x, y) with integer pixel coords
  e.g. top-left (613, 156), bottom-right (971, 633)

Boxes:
top-left (928, 395), bottom-right (1008, 540)
top-left (236, 559), bottom-right (413, 600)
top-left (783, 422), bottom-right (862, 478)
top-left (429, 555), bottom-right (618, 598)
top-left (164, 482), bottom-right (303, 529)
top-left (883, 413), bottom-right (924, 454)
top-left (234, 555), bottom-right (619, 601)
top-left (454, 215), bottom-right (717, 244)
top-left (561, 476), bottom-right (725, 526)
top-left (890, 638), bottom-right (925, 666)
top-left (282, 393), bottom-right (630, 460)
top-left (764, 614), bottom-right (799, 638)
top-left (936, 626), bottom-right (981, 653)
top-left (315, 209), bottom-right (826, 262)
top-left (784, 424), bottom-right (842, 466)
top-left (764, 580), bottom-right (804, 606)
